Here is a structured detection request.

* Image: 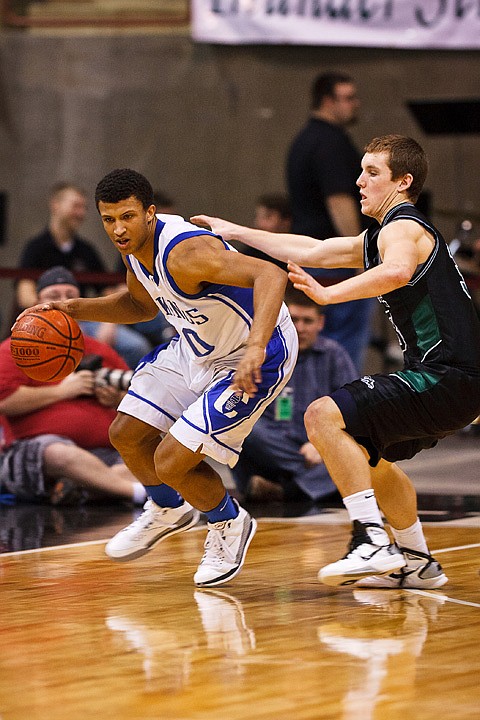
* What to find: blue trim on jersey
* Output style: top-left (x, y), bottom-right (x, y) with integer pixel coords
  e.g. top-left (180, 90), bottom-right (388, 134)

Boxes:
top-left (208, 288), bottom-right (254, 328)
top-left (176, 415), bottom-right (240, 457)
top-left (125, 219), bottom-right (165, 284)
top-left (179, 414), bottom-right (209, 435)
top-left (162, 231), bottom-right (232, 300)
top-left (202, 391), bottom-right (212, 434)
top-left (126, 389), bottom-right (176, 422)
top-left (152, 220), bottom-right (164, 285)
top-left (211, 436), bottom-right (241, 456)
top-left (125, 255), bottom-right (150, 281)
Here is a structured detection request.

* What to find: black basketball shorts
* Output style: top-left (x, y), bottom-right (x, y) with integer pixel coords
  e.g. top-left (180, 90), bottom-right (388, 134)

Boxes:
top-left (330, 366), bottom-right (480, 466)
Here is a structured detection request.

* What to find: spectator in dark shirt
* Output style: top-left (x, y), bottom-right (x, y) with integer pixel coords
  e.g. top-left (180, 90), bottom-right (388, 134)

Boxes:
top-left (286, 72), bottom-right (374, 372)
top-left (232, 288), bottom-right (356, 503)
top-left (16, 183), bottom-right (151, 368)
top-left (16, 182), bottom-right (106, 308)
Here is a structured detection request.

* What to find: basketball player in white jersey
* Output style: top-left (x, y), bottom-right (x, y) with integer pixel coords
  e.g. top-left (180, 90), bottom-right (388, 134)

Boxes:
top-left (23, 168), bottom-right (298, 587)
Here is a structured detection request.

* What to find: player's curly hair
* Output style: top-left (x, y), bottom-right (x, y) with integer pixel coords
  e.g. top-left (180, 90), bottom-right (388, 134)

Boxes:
top-left (95, 168), bottom-right (154, 210)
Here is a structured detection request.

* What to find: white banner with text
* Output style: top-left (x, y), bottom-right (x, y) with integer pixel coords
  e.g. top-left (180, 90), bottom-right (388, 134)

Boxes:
top-left (192, 0), bottom-right (480, 48)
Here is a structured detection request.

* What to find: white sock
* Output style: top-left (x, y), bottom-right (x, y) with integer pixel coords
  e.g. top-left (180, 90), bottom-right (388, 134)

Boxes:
top-left (132, 482), bottom-right (147, 505)
top-left (343, 489), bottom-right (384, 527)
top-left (391, 519), bottom-right (429, 555)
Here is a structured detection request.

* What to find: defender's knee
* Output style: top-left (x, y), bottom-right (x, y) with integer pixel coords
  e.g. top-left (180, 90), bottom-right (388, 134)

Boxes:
top-left (304, 396), bottom-right (342, 443)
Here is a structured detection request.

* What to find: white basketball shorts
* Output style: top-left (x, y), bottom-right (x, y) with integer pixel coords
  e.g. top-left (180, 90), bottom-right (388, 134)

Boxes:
top-left (117, 321), bottom-right (298, 467)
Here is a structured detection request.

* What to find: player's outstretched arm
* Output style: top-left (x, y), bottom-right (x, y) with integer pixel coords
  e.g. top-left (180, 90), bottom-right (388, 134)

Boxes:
top-left (14, 272), bottom-right (159, 326)
top-left (287, 222), bottom-right (422, 305)
top-left (190, 214), bottom-right (364, 269)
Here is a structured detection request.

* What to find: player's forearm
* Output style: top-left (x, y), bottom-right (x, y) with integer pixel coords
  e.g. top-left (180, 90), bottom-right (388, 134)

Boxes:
top-left (325, 262), bottom-right (412, 304)
top-left (248, 266), bottom-right (288, 349)
top-left (234, 225), bottom-right (363, 270)
top-left (232, 225), bottom-right (321, 265)
top-left (57, 291), bottom-right (156, 324)
top-left (190, 215), bottom-right (361, 268)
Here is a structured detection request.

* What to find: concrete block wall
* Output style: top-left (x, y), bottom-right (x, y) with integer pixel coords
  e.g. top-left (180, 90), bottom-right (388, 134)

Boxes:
top-left (0, 33), bottom-right (479, 334)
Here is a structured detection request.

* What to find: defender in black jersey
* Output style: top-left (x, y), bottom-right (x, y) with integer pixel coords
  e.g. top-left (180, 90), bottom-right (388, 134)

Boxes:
top-left (192, 134), bottom-right (480, 590)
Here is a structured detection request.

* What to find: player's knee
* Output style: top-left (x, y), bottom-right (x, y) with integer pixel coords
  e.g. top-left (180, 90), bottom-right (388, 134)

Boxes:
top-left (304, 396), bottom-right (337, 442)
top-left (109, 414), bottom-right (143, 458)
top-left (109, 415), bottom-right (125, 453)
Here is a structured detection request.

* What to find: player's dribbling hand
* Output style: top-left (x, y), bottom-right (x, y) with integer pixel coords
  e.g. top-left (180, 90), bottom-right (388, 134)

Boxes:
top-left (13, 302), bottom-right (66, 327)
top-left (190, 215), bottom-right (242, 244)
top-left (232, 345), bottom-right (265, 398)
top-left (287, 261), bottom-right (330, 305)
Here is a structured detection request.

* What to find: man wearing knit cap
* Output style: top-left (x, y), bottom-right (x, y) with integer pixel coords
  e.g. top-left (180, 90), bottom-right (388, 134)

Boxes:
top-left (0, 266), bottom-right (146, 505)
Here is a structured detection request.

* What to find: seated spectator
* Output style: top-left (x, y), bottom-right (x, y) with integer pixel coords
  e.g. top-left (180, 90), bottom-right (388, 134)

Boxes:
top-left (16, 183), bottom-right (149, 368)
top-left (16, 182), bottom-right (107, 309)
top-left (80, 313), bottom-right (151, 370)
top-left (232, 288), bottom-right (356, 503)
top-left (0, 267), bottom-right (146, 506)
top-left (241, 193), bottom-right (292, 268)
top-left (254, 193), bottom-right (292, 234)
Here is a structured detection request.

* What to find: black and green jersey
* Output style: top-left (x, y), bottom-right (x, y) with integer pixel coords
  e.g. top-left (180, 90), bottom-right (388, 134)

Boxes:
top-left (364, 202), bottom-right (480, 376)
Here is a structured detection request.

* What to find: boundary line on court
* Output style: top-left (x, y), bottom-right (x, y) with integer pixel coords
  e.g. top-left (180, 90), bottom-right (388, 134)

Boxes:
top-left (2, 530), bottom-right (480, 607)
top-left (406, 588), bottom-right (480, 609)
top-left (0, 526), bottom-right (205, 557)
top-left (0, 538), bottom-right (107, 556)
top-left (2, 528), bottom-right (480, 560)
top-left (432, 541), bottom-right (480, 554)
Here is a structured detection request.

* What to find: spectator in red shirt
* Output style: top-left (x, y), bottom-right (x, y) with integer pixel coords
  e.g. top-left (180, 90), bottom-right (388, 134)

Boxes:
top-left (0, 267), bottom-right (146, 505)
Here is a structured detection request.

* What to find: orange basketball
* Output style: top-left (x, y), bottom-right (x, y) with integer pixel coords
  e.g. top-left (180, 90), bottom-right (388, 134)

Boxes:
top-left (10, 309), bottom-right (84, 382)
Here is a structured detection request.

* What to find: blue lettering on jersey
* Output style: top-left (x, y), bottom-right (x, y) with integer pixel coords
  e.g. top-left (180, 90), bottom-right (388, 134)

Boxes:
top-left (155, 296), bottom-right (209, 325)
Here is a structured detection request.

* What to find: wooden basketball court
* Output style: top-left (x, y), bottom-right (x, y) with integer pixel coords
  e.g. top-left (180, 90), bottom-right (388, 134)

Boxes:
top-left (1, 513), bottom-right (479, 720)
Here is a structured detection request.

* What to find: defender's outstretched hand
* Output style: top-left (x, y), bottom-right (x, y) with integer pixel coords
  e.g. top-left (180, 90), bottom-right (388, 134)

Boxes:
top-left (287, 261), bottom-right (330, 306)
top-left (190, 215), bottom-right (243, 244)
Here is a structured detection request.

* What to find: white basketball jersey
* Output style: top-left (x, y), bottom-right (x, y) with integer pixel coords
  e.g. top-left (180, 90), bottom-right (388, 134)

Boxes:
top-left (126, 215), bottom-right (290, 364)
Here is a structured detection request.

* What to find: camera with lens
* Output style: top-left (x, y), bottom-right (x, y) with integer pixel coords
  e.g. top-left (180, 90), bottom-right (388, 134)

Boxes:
top-left (75, 354), bottom-right (133, 391)
top-left (94, 366), bottom-right (133, 391)
top-left (75, 353), bottom-right (104, 373)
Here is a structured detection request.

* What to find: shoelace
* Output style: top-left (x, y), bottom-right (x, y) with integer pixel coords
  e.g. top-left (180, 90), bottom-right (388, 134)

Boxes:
top-left (122, 501), bottom-right (172, 533)
top-left (202, 524), bottom-right (236, 566)
top-left (344, 521), bottom-right (386, 558)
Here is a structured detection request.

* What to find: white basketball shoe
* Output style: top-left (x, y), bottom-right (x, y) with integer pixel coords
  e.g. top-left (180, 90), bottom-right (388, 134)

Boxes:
top-left (105, 499), bottom-right (200, 561)
top-left (194, 501), bottom-right (257, 587)
top-left (318, 520), bottom-right (406, 586)
top-left (354, 547), bottom-right (448, 589)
